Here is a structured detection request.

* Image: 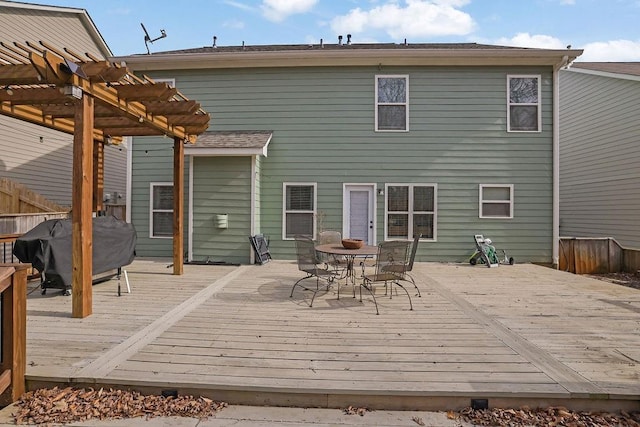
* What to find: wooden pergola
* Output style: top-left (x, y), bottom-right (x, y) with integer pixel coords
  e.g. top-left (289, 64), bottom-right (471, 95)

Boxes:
top-left (0, 41), bottom-right (210, 318)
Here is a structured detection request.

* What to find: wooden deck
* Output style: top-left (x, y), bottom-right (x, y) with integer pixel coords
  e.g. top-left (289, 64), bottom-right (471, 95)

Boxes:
top-left (23, 259), bottom-right (640, 412)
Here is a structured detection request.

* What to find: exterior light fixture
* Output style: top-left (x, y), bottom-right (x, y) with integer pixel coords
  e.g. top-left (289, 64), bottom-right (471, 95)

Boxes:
top-left (62, 85), bottom-right (82, 99)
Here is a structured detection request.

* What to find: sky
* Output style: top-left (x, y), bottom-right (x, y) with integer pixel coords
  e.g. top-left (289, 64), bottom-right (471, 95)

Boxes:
top-left (32, 0), bottom-right (640, 62)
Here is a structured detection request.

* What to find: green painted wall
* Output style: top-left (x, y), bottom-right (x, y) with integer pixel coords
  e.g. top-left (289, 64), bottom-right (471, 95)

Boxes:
top-left (132, 65), bottom-right (555, 263)
top-left (191, 156), bottom-right (252, 264)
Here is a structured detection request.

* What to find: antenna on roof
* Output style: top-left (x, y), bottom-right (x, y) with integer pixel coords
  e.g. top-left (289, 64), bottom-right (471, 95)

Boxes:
top-left (141, 23), bottom-right (167, 54)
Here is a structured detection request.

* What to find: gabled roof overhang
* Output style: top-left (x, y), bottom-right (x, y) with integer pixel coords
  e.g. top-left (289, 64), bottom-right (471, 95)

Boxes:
top-left (184, 130), bottom-right (272, 157)
top-left (114, 47), bottom-right (584, 72)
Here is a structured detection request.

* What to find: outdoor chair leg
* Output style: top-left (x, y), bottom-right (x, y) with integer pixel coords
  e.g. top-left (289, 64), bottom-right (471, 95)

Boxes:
top-left (359, 280), bottom-right (380, 315)
top-left (405, 273), bottom-right (421, 297)
top-left (391, 281), bottom-right (413, 311)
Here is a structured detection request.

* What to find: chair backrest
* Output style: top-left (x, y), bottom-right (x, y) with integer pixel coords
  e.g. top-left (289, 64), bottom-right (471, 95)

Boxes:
top-left (318, 230), bottom-right (342, 245)
top-left (375, 240), bottom-right (410, 277)
top-left (407, 234), bottom-right (421, 272)
top-left (294, 235), bottom-right (319, 271)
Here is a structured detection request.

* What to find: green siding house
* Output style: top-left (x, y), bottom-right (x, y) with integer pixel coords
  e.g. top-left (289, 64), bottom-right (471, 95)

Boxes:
top-left (115, 42), bottom-right (582, 265)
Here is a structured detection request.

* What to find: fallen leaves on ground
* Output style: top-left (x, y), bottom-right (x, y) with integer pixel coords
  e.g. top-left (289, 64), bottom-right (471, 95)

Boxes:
top-left (457, 406), bottom-right (640, 426)
top-left (342, 405), bottom-right (371, 416)
top-left (586, 271), bottom-right (640, 290)
top-left (13, 387), bottom-right (227, 425)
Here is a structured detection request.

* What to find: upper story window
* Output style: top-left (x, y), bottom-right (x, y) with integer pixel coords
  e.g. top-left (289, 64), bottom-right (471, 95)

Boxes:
top-left (283, 183), bottom-right (316, 240)
top-left (507, 75), bottom-right (541, 132)
top-left (385, 184), bottom-right (436, 240)
top-left (150, 182), bottom-right (173, 238)
top-left (479, 184), bottom-right (514, 219)
top-left (376, 75), bottom-right (409, 132)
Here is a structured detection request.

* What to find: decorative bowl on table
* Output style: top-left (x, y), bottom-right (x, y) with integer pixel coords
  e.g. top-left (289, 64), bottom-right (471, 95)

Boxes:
top-left (342, 238), bottom-right (364, 249)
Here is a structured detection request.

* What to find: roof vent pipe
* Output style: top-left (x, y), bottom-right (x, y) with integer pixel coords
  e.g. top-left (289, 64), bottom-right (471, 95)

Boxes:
top-left (347, 34), bottom-right (351, 45)
top-left (404, 38), bottom-right (407, 46)
top-left (242, 40), bottom-right (245, 50)
top-left (320, 38), bottom-right (323, 48)
top-left (338, 35), bottom-right (343, 45)
top-left (213, 36), bottom-right (217, 48)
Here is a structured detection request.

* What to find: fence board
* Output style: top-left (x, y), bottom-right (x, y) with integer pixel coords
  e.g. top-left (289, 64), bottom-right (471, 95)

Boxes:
top-left (559, 237), bottom-right (640, 274)
top-left (0, 178), bottom-right (68, 214)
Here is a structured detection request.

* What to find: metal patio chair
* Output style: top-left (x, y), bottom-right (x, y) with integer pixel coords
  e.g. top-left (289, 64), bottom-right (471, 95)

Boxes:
top-left (380, 234), bottom-right (422, 297)
top-left (317, 230), bottom-right (348, 279)
top-left (360, 240), bottom-right (413, 315)
top-left (290, 235), bottom-right (337, 307)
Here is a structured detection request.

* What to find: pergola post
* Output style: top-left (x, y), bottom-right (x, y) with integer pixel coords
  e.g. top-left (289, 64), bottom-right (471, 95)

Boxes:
top-left (173, 137), bottom-right (184, 275)
top-left (72, 94), bottom-right (94, 318)
top-left (93, 140), bottom-right (104, 213)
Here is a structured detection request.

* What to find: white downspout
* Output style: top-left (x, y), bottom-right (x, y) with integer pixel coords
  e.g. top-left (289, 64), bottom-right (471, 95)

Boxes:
top-left (552, 55), bottom-right (569, 268)
top-left (125, 137), bottom-right (132, 223)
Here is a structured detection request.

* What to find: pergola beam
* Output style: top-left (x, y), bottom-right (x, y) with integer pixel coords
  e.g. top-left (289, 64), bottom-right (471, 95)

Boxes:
top-left (0, 45), bottom-right (211, 318)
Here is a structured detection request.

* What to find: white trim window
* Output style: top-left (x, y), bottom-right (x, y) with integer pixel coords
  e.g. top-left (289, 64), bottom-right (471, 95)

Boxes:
top-left (153, 77), bottom-right (176, 88)
top-left (479, 184), bottom-right (514, 218)
top-left (385, 184), bottom-right (436, 240)
top-left (507, 75), bottom-right (541, 132)
top-left (283, 183), bottom-right (317, 240)
top-left (149, 182), bottom-right (173, 238)
top-left (375, 75), bottom-right (409, 131)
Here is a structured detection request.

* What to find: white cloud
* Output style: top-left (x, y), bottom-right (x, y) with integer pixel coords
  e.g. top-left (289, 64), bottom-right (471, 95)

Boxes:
top-left (495, 33), bottom-right (566, 49)
top-left (559, 0), bottom-right (575, 5)
top-left (261, 0), bottom-right (318, 22)
top-left (330, 0), bottom-right (475, 40)
top-left (223, 19), bottom-right (246, 30)
top-left (579, 39), bottom-right (640, 61)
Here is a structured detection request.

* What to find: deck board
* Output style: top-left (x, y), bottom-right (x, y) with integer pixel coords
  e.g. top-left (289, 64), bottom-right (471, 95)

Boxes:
top-left (22, 259), bottom-right (640, 411)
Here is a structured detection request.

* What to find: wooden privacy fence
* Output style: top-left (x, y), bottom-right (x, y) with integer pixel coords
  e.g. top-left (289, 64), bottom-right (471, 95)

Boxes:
top-left (0, 178), bottom-right (68, 214)
top-left (0, 212), bottom-right (68, 236)
top-left (559, 237), bottom-right (640, 274)
top-left (0, 264), bottom-right (27, 405)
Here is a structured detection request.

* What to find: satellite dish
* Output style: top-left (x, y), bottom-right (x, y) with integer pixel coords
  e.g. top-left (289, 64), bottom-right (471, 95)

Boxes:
top-left (141, 23), bottom-right (167, 54)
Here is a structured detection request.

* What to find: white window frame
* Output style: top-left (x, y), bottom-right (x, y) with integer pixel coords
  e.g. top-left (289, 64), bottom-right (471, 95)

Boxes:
top-left (149, 182), bottom-right (173, 239)
top-left (479, 184), bottom-right (514, 219)
top-left (153, 77), bottom-right (175, 88)
top-left (282, 182), bottom-right (317, 240)
top-left (375, 75), bottom-right (409, 132)
top-left (507, 74), bottom-right (541, 132)
top-left (384, 183), bottom-right (437, 241)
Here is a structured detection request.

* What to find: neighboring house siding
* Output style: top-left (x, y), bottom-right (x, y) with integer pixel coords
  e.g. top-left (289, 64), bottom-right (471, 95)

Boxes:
top-left (192, 156), bottom-right (252, 264)
top-left (0, 4), bottom-right (126, 208)
top-left (133, 65), bottom-right (554, 263)
top-left (559, 70), bottom-right (640, 249)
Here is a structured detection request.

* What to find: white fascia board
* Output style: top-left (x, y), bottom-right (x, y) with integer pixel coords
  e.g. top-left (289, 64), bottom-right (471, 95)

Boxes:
top-left (565, 67), bottom-right (640, 82)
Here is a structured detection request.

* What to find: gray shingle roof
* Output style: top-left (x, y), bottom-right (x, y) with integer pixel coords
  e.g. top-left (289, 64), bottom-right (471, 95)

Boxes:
top-left (190, 131), bottom-right (272, 149)
top-left (570, 62), bottom-right (640, 77)
top-left (155, 42), bottom-right (521, 56)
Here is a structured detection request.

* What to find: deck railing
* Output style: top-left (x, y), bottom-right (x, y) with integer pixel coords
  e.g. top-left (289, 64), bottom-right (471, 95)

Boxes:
top-left (0, 264), bottom-right (27, 405)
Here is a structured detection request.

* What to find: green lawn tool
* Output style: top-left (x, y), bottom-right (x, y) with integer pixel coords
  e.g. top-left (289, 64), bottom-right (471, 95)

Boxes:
top-left (469, 234), bottom-right (514, 267)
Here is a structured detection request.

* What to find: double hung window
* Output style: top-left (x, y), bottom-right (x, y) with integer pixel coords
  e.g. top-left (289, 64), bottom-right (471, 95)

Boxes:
top-left (507, 75), bottom-right (541, 132)
top-left (150, 183), bottom-right (173, 238)
top-left (376, 75), bottom-right (409, 131)
top-left (386, 184), bottom-right (436, 240)
top-left (283, 183), bottom-right (316, 239)
top-left (479, 184), bottom-right (514, 218)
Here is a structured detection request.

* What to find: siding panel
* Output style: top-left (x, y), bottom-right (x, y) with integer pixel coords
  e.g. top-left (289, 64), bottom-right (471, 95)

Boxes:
top-left (559, 70), bottom-right (640, 249)
top-left (132, 66), bottom-right (554, 262)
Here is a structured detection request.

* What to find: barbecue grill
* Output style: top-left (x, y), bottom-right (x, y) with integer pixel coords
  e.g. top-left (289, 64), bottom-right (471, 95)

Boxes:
top-left (13, 215), bottom-right (136, 294)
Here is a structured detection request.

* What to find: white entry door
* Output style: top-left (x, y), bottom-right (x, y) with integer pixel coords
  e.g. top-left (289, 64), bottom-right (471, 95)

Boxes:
top-left (343, 184), bottom-right (375, 245)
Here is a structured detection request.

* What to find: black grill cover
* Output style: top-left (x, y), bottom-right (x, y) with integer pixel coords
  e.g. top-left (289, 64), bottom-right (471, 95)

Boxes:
top-left (13, 216), bottom-right (136, 287)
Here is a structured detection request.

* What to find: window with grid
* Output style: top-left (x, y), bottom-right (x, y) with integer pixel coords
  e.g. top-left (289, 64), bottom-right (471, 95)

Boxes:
top-left (386, 184), bottom-right (436, 240)
top-left (479, 184), bottom-right (514, 218)
top-left (507, 75), bottom-right (541, 132)
top-left (283, 183), bottom-right (316, 239)
top-left (376, 75), bottom-right (409, 131)
top-left (150, 183), bottom-right (173, 238)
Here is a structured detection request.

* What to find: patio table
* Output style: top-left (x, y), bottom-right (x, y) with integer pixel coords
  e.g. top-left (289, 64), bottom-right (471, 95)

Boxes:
top-left (315, 243), bottom-right (378, 290)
